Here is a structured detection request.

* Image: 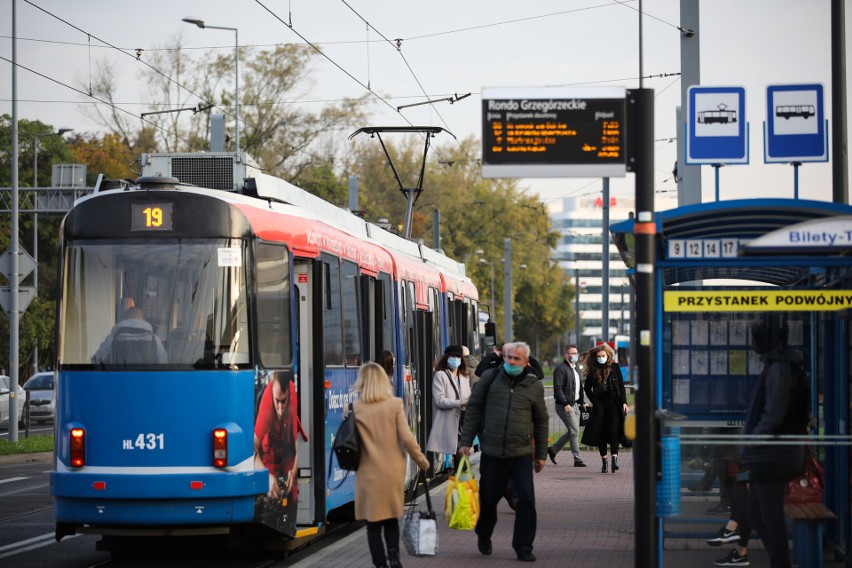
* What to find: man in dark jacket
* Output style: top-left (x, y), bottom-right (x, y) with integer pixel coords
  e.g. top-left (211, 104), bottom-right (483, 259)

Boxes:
top-left (741, 314), bottom-right (810, 568)
top-left (459, 342), bottom-right (549, 563)
top-left (547, 344), bottom-right (586, 466)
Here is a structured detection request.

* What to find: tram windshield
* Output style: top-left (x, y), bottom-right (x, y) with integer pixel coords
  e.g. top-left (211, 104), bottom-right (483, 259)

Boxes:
top-left (59, 238), bottom-right (250, 370)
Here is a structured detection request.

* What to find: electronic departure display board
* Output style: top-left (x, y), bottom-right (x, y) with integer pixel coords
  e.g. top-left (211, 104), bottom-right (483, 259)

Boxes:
top-left (481, 86), bottom-right (627, 178)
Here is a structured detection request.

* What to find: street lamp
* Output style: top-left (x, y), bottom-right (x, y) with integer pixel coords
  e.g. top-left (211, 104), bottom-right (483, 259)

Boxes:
top-left (182, 17), bottom-right (240, 157)
top-left (34, 128), bottom-right (72, 189)
top-left (479, 258), bottom-right (495, 314)
top-left (31, 128), bottom-right (72, 373)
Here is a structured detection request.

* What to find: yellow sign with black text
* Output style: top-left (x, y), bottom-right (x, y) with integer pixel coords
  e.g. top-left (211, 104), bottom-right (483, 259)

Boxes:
top-left (664, 290), bottom-right (852, 312)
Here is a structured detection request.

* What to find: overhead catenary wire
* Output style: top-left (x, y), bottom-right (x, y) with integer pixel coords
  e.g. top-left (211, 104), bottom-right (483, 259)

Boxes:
top-left (336, 0), bottom-right (473, 164)
top-left (21, 0), bottom-right (233, 126)
top-left (11, 2), bottom-right (682, 188)
top-left (0, 54), bottom-right (191, 145)
top-left (254, 0), bottom-right (468, 180)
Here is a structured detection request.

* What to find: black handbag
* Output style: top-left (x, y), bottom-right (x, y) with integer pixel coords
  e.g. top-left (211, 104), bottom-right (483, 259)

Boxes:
top-left (327, 402), bottom-right (360, 489)
top-left (580, 407), bottom-right (591, 427)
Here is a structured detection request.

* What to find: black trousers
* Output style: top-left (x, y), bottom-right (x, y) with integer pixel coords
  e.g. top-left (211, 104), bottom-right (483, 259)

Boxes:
top-left (366, 518), bottom-right (399, 566)
top-left (731, 479), bottom-right (751, 547)
top-left (597, 402), bottom-right (621, 457)
top-left (747, 477), bottom-right (789, 568)
top-left (476, 453), bottom-right (536, 554)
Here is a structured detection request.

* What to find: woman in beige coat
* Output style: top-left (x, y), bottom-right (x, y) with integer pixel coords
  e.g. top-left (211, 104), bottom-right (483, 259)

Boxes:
top-left (353, 362), bottom-right (429, 568)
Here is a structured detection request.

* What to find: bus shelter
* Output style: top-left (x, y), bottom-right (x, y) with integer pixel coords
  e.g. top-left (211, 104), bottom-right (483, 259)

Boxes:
top-left (611, 198), bottom-right (851, 565)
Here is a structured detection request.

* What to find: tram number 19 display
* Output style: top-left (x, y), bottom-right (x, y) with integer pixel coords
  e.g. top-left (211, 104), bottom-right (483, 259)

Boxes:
top-left (131, 203), bottom-right (173, 231)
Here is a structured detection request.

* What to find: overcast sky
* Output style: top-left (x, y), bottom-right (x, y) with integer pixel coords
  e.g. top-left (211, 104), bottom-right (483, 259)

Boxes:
top-left (2, 0), bottom-right (847, 209)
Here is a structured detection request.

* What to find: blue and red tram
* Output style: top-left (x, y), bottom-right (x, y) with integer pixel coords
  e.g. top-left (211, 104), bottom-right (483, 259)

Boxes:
top-left (51, 165), bottom-right (481, 547)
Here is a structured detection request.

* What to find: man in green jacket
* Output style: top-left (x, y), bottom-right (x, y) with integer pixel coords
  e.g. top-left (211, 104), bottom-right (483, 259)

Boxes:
top-left (459, 341), bottom-right (549, 563)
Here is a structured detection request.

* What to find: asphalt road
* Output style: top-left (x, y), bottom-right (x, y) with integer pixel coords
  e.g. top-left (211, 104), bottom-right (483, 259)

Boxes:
top-left (0, 451), bottom-right (111, 568)
top-left (0, 448), bottom-right (358, 568)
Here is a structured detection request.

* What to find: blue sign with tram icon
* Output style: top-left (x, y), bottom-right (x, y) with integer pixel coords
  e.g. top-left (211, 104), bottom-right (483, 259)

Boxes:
top-left (687, 86), bottom-right (748, 164)
top-left (764, 83), bottom-right (827, 163)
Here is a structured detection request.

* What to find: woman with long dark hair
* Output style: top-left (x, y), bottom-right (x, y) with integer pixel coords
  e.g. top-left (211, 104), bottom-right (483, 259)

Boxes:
top-left (378, 350), bottom-right (395, 386)
top-left (580, 344), bottom-right (628, 473)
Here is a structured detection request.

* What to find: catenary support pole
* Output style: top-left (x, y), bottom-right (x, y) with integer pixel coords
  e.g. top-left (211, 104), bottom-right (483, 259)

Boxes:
top-left (10, 0), bottom-right (21, 442)
top-left (602, 177), bottom-right (610, 342)
top-left (832, 0), bottom-right (848, 203)
top-left (503, 238), bottom-right (512, 343)
top-left (632, 88), bottom-right (657, 568)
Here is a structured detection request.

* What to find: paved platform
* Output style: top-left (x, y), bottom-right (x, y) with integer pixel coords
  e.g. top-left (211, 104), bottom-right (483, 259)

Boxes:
top-left (289, 449), bottom-right (790, 568)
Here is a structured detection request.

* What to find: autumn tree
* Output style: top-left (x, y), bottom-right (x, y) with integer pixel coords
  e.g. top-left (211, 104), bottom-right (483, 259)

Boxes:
top-left (68, 132), bottom-right (136, 185)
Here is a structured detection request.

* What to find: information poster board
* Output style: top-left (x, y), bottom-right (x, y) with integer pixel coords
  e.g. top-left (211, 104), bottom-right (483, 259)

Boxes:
top-left (481, 86), bottom-right (627, 178)
top-left (663, 288), bottom-right (810, 425)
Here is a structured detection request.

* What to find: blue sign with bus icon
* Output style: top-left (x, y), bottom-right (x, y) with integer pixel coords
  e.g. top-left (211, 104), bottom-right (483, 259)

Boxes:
top-left (687, 86), bottom-right (748, 164)
top-left (764, 83), bottom-right (827, 163)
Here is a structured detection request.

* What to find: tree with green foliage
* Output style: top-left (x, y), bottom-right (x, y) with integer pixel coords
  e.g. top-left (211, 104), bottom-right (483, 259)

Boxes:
top-left (0, 116), bottom-right (76, 188)
top-left (0, 117), bottom-right (73, 375)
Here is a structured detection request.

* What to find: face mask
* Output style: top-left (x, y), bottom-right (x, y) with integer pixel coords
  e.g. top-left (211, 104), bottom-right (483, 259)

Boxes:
top-left (569, 355), bottom-right (579, 364)
top-left (447, 356), bottom-right (461, 369)
top-left (503, 362), bottom-right (523, 376)
top-left (597, 356), bottom-right (608, 365)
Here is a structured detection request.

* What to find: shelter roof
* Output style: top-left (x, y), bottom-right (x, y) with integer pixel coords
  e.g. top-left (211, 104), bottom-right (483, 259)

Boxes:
top-left (610, 198), bottom-right (852, 287)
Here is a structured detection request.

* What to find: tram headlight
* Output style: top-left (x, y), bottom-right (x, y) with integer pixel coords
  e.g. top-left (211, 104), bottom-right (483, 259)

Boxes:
top-left (213, 428), bottom-right (228, 468)
top-left (70, 428), bottom-right (86, 467)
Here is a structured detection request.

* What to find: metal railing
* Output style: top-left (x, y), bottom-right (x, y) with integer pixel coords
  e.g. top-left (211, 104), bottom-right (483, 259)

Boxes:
top-left (0, 187), bottom-right (94, 214)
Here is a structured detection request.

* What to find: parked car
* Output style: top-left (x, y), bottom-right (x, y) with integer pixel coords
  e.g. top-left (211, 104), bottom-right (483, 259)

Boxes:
top-left (23, 371), bottom-right (56, 424)
top-left (0, 375), bottom-right (26, 428)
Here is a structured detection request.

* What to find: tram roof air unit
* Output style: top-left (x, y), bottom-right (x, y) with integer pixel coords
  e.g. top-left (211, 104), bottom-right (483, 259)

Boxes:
top-left (140, 152), bottom-right (261, 192)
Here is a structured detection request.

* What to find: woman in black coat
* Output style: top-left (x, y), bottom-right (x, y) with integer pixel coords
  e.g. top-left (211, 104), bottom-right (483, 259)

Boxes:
top-left (580, 344), bottom-right (628, 473)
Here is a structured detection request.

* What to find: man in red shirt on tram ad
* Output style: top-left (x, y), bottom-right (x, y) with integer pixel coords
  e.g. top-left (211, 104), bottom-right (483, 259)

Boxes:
top-left (254, 371), bottom-right (307, 535)
top-left (459, 341), bottom-right (549, 563)
top-left (547, 344), bottom-right (587, 467)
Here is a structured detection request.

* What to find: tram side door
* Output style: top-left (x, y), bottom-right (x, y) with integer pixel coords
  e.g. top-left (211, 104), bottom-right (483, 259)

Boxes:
top-left (415, 310), bottom-right (435, 452)
top-left (294, 260), bottom-right (319, 526)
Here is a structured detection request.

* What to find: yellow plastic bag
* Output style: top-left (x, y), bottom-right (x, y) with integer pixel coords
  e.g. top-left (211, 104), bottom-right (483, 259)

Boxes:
top-left (445, 455), bottom-right (480, 530)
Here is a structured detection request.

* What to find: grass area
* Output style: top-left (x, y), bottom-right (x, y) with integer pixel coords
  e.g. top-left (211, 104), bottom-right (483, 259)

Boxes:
top-left (0, 435), bottom-right (54, 455)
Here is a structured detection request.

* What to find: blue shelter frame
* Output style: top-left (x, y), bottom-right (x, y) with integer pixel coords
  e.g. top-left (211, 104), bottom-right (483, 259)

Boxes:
top-left (611, 198), bottom-right (851, 565)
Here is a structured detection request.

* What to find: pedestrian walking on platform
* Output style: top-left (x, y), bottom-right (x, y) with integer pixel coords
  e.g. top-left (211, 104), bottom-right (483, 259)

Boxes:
top-left (459, 342), bottom-right (549, 562)
top-left (548, 344), bottom-right (587, 467)
top-left (352, 362), bottom-right (429, 568)
top-left (580, 343), bottom-right (628, 473)
top-left (741, 314), bottom-right (810, 568)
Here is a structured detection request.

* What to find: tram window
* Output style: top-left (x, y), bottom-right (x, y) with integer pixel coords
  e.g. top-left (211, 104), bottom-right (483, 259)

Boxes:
top-left (322, 258), bottom-right (343, 366)
top-left (378, 272), bottom-right (394, 354)
top-left (468, 300), bottom-right (480, 356)
top-left (401, 280), bottom-right (414, 367)
top-left (341, 261), bottom-right (361, 367)
top-left (447, 295), bottom-right (457, 343)
top-left (430, 287), bottom-right (441, 363)
top-left (59, 238), bottom-right (249, 369)
top-left (256, 243), bottom-right (292, 367)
